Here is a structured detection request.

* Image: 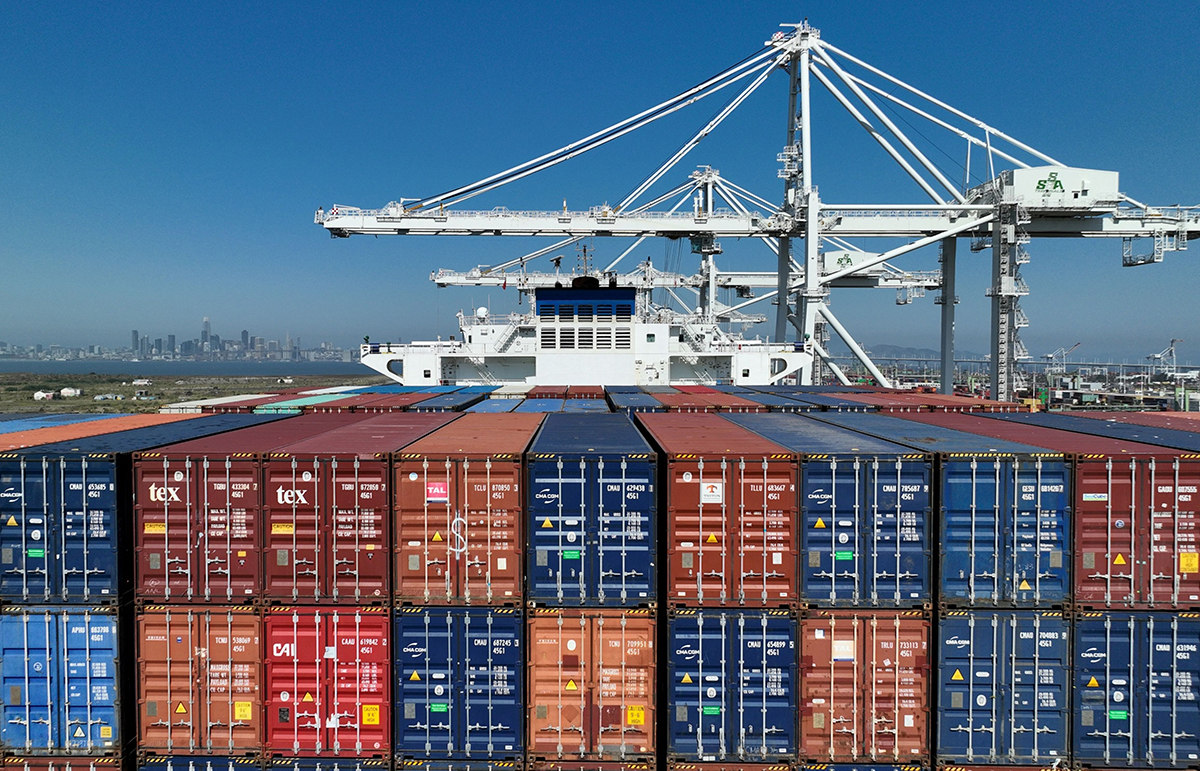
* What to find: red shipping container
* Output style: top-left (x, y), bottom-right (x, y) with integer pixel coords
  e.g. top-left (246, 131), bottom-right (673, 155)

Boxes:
top-left (901, 412), bottom-right (1200, 608)
top-left (527, 608), bottom-right (656, 762)
top-left (138, 606), bottom-right (262, 755)
top-left (134, 415), bottom-right (369, 602)
top-left (799, 610), bottom-right (930, 763)
top-left (0, 413), bottom-right (202, 452)
top-left (565, 386), bottom-right (605, 399)
top-left (262, 413), bottom-right (457, 603)
top-left (264, 606), bottom-right (390, 757)
top-left (1074, 410), bottom-right (1200, 431)
top-left (652, 393), bottom-right (718, 413)
top-left (393, 413), bottom-right (543, 605)
top-left (529, 386), bottom-right (570, 399)
top-left (636, 413), bottom-right (799, 607)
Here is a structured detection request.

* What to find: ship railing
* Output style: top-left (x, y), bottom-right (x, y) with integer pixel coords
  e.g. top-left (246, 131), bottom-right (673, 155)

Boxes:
top-left (457, 312), bottom-right (531, 328)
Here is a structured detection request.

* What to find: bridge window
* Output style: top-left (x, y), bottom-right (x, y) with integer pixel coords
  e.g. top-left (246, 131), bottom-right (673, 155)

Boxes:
top-left (558, 305), bottom-right (575, 321)
top-left (616, 328), bottom-right (631, 349)
top-left (577, 304), bottom-right (594, 321)
top-left (596, 329), bottom-right (612, 349)
top-left (540, 328), bottom-right (555, 349)
top-left (616, 304), bottom-right (633, 322)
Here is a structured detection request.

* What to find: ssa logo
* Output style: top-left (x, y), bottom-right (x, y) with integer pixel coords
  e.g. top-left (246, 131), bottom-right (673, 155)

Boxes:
top-left (1036, 171), bottom-right (1066, 192)
top-left (148, 484), bottom-right (181, 503)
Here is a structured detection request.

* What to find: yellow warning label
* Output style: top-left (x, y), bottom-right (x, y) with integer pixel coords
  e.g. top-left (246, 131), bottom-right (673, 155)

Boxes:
top-left (626, 705), bottom-right (645, 725)
top-left (565, 679), bottom-right (578, 691)
top-left (237, 550), bottom-right (246, 557)
top-left (814, 517), bottom-right (826, 529)
top-left (362, 704), bottom-right (380, 725)
top-left (951, 669), bottom-right (964, 681)
top-left (302, 692), bottom-right (314, 702)
top-left (542, 518), bottom-right (553, 529)
top-left (1019, 579), bottom-right (1031, 590)
top-left (1181, 552), bottom-right (1199, 574)
top-left (271, 523), bottom-right (295, 535)
top-left (432, 531), bottom-right (443, 542)
top-left (682, 673), bottom-right (693, 684)
top-left (706, 533), bottom-right (718, 544)
top-left (234, 702), bottom-right (252, 721)
top-left (1114, 554), bottom-right (1127, 565)
top-left (365, 544), bottom-right (374, 551)
top-left (74, 727), bottom-right (85, 738)
top-left (1087, 676), bottom-right (1099, 687)
top-left (175, 702), bottom-right (187, 714)
top-left (143, 522), bottom-right (166, 534)
top-left (5, 516), bottom-right (17, 526)
top-left (409, 671), bottom-right (421, 682)
top-left (99, 726), bottom-right (112, 739)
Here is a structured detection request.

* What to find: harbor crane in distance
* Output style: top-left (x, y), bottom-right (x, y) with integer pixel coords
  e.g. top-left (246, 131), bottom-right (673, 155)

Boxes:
top-left (1043, 343), bottom-right (1082, 376)
top-left (317, 21), bottom-right (1199, 400)
top-left (1147, 338), bottom-right (1183, 378)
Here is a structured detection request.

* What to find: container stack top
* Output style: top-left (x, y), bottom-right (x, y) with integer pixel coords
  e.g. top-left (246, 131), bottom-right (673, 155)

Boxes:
top-left (7, 413), bottom-right (292, 457)
top-left (986, 411), bottom-right (1200, 454)
top-left (723, 412), bottom-right (926, 456)
top-left (396, 412), bottom-right (544, 458)
top-left (899, 411), bottom-right (1174, 457)
top-left (0, 413), bottom-right (203, 452)
top-left (133, 412), bottom-right (369, 457)
top-left (808, 411), bottom-right (1062, 457)
top-left (530, 412), bottom-right (654, 456)
top-left (266, 412), bottom-right (459, 458)
top-left (636, 411), bottom-right (791, 457)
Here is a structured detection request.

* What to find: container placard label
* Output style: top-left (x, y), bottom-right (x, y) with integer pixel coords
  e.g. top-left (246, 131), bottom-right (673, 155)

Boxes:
top-left (626, 705), bottom-right (645, 725)
top-left (1182, 552), bottom-right (1199, 574)
top-left (701, 706), bottom-right (722, 715)
top-left (832, 639), bottom-right (856, 661)
top-left (234, 701), bottom-right (253, 721)
top-left (144, 522), bottom-right (167, 534)
top-left (271, 523), bottom-right (294, 535)
top-left (1109, 709), bottom-right (1128, 720)
top-left (834, 550), bottom-right (854, 561)
top-left (361, 704), bottom-right (380, 724)
top-left (426, 481), bottom-right (450, 503)
top-left (1082, 493), bottom-right (1109, 501)
top-left (563, 550), bottom-right (581, 560)
top-left (700, 482), bottom-right (723, 504)
top-left (430, 703), bottom-right (449, 713)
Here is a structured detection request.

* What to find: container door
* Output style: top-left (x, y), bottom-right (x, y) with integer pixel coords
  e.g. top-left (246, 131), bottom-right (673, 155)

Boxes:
top-left (457, 457), bottom-right (522, 605)
top-left (138, 608), bottom-right (200, 752)
top-left (1075, 613), bottom-right (1140, 764)
top-left (940, 459), bottom-right (1005, 605)
top-left (592, 610), bottom-right (654, 759)
top-left (461, 609), bottom-right (522, 758)
top-left (595, 455), bottom-right (655, 605)
top-left (395, 608), bottom-right (455, 756)
top-left (801, 458), bottom-right (863, 605)
top-left (668, 458), bottom-right (730, 604)
top-left (60, 610), bottom-right (119, 752)
top-left (527, 613), bottom-right (590, 759)
top-left (325, 610), bottom-right (389, 756)
top-left (1004, 612), bottom-right (1069, 762)
top-left (264, 460), bottom-right (323, 602)
top-left (198, 458), bottom-right (260, 602)
top-left (1075, 459), bottom-right (1139, 607)
top-left (864, 613), bottom-right (928, 762)
top-left (1146, 615), bottom-right (1200, 764)
top-left (669, 610), bottom-right (732, 761)
top-left (1145, 459), bottom-right (1200, 607)
top-left (265, 610), bottom-right (323, 754)
top-left (396, 458), bottom-right (459, 603)
top-left (0, 611), bottom-right (56, 751)
top-left (732, 457), bottom-right (796, 606)
top-left (327, 458), bottom-right (389, 603)
top-left (59, 458), bottom-right (118, 601)
top-left (0, 459), bottom-right (53, 601)
top-left (136, 457), bottom-right (197, 600)
top-left (734, 612), bottom-right (797, 759)
top-left (938, 612), bottom-right (1004, 762)
top-left (1008, 459), bottom-right (1070, 605)
top-left (202, 609), bottom-right (262, 753)
top-left (528, 457), bottom-right (589, 604)
top-left (800, 613), bottom-right (861, 760)
top-left (869, 457), bottom-right (931, 606)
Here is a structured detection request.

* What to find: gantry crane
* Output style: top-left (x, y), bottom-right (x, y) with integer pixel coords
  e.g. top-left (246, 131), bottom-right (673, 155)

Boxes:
top-left (316, 21), bottom-right (1199, 400)
top-left (1147, 339), bottom-right (1183, 378)
top-left (1043, 343), bottom-right (1082, 376)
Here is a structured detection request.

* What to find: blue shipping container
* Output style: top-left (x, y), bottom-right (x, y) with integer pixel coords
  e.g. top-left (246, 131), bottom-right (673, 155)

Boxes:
top-left (808, 413), bottom-right (1071, 606)
top-left (513, 399), bottom-right (565, 413)
top-left (410, 393), bottom-right (484, 412)
top-left (606, 393), bottom-right (665, 413)
top-left (465, 399), bottom-right (518, 413)
top-left (668, 609), bottom-right (799, 762)
top-left (937, 610), bottom-right (1071, 764)
top-left (394, 607), bottom-right (523, 760)
top-left (1074, 612), bottom-right (1200, 767)
top-left (0, 607), bottom-right (120, 755)
top-left (526, 414), bottom-right (656, 606)
top-left (725, 414), bottom-right (932, 607)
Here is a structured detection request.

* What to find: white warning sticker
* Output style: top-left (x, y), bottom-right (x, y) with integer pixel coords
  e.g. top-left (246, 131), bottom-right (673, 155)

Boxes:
top-left (700, 482), bottom-right (723, 504)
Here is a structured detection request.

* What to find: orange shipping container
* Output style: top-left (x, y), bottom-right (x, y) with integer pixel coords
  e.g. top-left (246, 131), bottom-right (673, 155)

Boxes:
top-left (0, 413), bottom-right (201, 451)
top-left (527, 608), bottom-right (656, 763)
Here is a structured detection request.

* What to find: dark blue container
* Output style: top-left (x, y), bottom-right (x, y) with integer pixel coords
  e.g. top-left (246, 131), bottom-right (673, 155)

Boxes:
top-left (394, 607), bottom-right (523, 760)
top-left (988, 411), bottom-right (1200, 453)
top-left (141, 759), bottom-right (263, 771)
top-left (416, 386), bottom-right (465, 394)
top-left (668, 608), bottom-right (799, 762)
top-left (786, 394), bottom-right (879, 411)
top-left (1074, 612), bottom-right (1200, 767)
top-left (513, 399), bottom-right (564, 413)
top-left (0, 414), bottom-right (286, 602)
top-left (604, 386), bottom-right (643, 394)
top-left (410, 393), bottom-right (484, 412)
top-left (738, 392), bottom-right (819, 412)
top-left (457, 386), bottom-right (500, 394)
top-left (0, 607), bottom-right (121, 755)
top-left (526, 413), bottom-right (656, 605)
top-left (724, 413), bottom-right (932, 607)
top-left (560, 399), bottom-right (609, 413)
top-left (606, 393), bottom-right (665, 413)
top-left (808, 412), bottom-right (1071, 606)
top-left (465, 399), bottom-right (518, 413)
top-left (937, 610), bottom-right (1071, 764)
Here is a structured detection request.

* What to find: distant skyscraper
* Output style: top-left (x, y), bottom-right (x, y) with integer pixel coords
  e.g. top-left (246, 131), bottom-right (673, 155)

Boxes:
top-left (241, 329), bottom-right (250, 349)
top-left (131, 329), bottom-right (139, 351)
top-left (154, 338), bottom-right (163, 355)
top-left (140, 335), bottom-right (149, 359)
top-left (167, 334), bottom-right (176, 354)
top-left (201, 317), bottom-right (211, 345)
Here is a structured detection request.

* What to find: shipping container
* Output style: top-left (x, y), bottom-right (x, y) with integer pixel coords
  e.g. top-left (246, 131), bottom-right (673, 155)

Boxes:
top-left (527, 414), bottom-right (656, 606)
top-left (133, 414), bottom-right (370, 602)
top-left (393, 607), bottom-right (523, 760)
top-left (673, 764), bottom-right (795, 771)
top-left (785, 395), bottom-right (878, 412)
top-left (901, 412), bottom-right (1200, 609)
top-left (0, 414), bottom-right (118, 435)
top-left (561, 400), bottom-right (611, 414)
top-left (0, 414), bottom-right (203, 452)
top-left (139, 758), bottom-right (262, 771)
top-left (529, 387), bottom-right (570, 399)
top-left (1074, 411), bottom-right (1200, 432)
top-left (604, 387), bottom-right (644, 395)
top-left (736, 393), bottom-right (819, 412)
top-left (0, 607), bottom-right (120, 755)
top-left (526, 608), bottom-right (655, 762)
top-left (466, 399), bottom-right (519, 413)
top-left (263, 606), bottom-right (390, 757)
top-left (410, 394), bottom-right (485, 412)
top-left (1074, 612), bottom-right (1200, 767)
top-left (668, 609), bottom-right (798, 762)
top-left (0, 414), bottom-right (289, 602)
top-left (798, 610), bottom-right (929, 763)
top-left (397, 762), bottom-right (523, 771)
top-left (808, 412), bottom-right (1070, 607)
top-left (636, 413), bottom-right (799, 607)
top-left (937, 610), bottom-right (1070, 764)
top-left (8, 759), bottom-right (123, 771)
top-left (528, 764), bottom-right (651, 771)
top-left (986, 411), bottom-right (1200, 453)
top-left (394, 414), bottom-right (542, 605)
top-left (350, 394), bottom-right (436, 412)
top-left (605, 393), bottom-right (665, 414)
top-left (797, 765), bottom-right (925, 771)
top-left (267, 759), bottom-right (389, 771)
top-left (652, 394), bottom-right (719, 413)
top-left (137, 606), bottom-right (262, 755)
top-left (515, 400), bottom-right (567, 413)
top-left (724, 414), bottom-right (932, 607)
top-left (566, 387), bottom-right (605, 400)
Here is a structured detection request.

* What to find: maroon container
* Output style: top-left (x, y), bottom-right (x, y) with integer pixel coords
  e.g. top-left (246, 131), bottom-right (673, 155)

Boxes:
top-left (901, 411), bottom-right (1200, 609)
top-left (636, 413), bottom-right (799, 607)
top-left (1073, 410), bottom-right (1200, 431)
top-left (203, 394), bottom-right (308, 413)
top-left (799, 610), bottom-right (931, 763)
top-left (263, 606), bottom-right (390, 757)
top-left (565, 385), bottom-right (605, 399)
top-left (651, 393), bottom-right (719, 413)
top-left (261, 412), bottom-right (456, 602)
top-left (138, 605), bottom-right (263, 755)
top-left (671, 386), bottom-right (718, 394)
top-left (702, 393), bottom-right (769, 413)
top-left (529, 385), bottom-right (569, 398)
top-left (134, 414), bottom-right (369, 602)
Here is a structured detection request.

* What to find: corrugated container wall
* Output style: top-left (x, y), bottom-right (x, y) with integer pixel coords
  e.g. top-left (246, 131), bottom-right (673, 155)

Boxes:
top-left (668, 609), bottom-right (799, 763)
top-left (393, 607), bottom-right (523, 760)
top-left (138, 758), bottom-right (263, 771)
top-left (394, 414), bottom-right (543, 605)
top-left (526, 414), bottom-right (657, 606)
top-left (526, 608), bottom-right (655, 763)
top-left (636, 413), bottom-right (799, 607)
top-left (1074, 612), bottom-right (1200, 767)
top-left (0, 607), bottom-right (120, 755)
top-left (937, 610), bottom-right (1071, 764)
top-left (798, 611), bottom-right (930, 763)
top-left (11, 759), bottom-right (124, 771)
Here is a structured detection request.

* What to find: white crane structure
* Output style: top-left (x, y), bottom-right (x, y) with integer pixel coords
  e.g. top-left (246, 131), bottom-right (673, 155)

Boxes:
top-left (1043, 343), bottom-right (1082, 376)
top-left (1147, 338), bottom-right (1184, 378)
top-left (316, 21), bottom-right (1199, 400)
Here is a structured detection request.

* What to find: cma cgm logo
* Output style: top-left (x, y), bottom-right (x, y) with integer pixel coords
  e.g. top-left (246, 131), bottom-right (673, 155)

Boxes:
top-left (807, 488), bottom-right (833, 504)
top-left (944, 636), bottom-right (971, 649)
top-left (148, 484), bottom-right (181, 502)
top-left (276, 488), bottom-right (309, 505)
top-left (1080, 647), bottom-right (1106, 662)
top-left (534, 489), bottom-right (559, 502)
top-left (403, 642), bottom-right (427, 658)
top-left (0, 487), bottom-right (22, 501)
top-left (674, 644), bottom-right (700, 661)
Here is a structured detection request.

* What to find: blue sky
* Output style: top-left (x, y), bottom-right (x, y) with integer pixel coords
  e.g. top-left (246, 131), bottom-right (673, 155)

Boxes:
top-left (3, 2), bottom-right (1198, 364)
